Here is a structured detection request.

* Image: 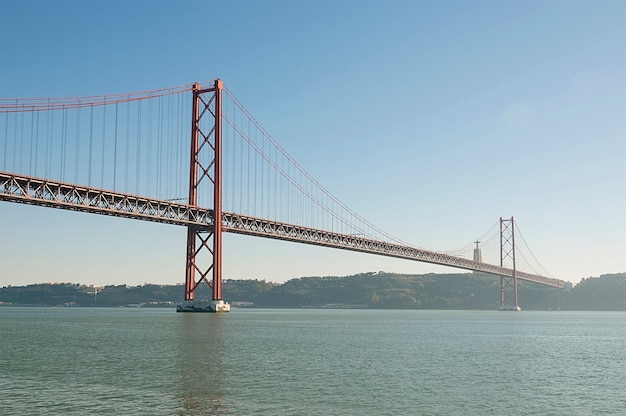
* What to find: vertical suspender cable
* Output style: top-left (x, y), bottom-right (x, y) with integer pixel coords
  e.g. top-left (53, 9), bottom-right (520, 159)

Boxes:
top-left (156, 96), bottom-right (161, 196)
top-left (253, 129), bottom-right (257, 216)
top-left (247, 118), bottom-right (251, 215)
top-left (173, 93), bottom-right (178, 198)
top-left (275, 144), bottom-right (279, 221)
top-left (158, 94), bottom-right (162, 196)
top-left (46, 105), bottom-right (56, 176)
top-left (101, 100), bottom-right (106, 188)
top-left (75, 105), bottom-right (81, 183)
top-left (61, 105), bottom-right (67, 181)
top-left (168, 93), bottom-right (174, 198)
top-left (113, 102), bottom-right (119, 190)
top-left (46, 106), bottom-right (53, 178)
top-left (34, 110), bottom-right (40, 177)
top-left (260, 130), bottom-right (264, 217)
top-left (230, 97), bottom-right (236, 213)
top-left (239, 110), bottom-right (243, 214)
top-left (164, 95), bottom-right (168, 197)
top-left (174, 92), bottom-right (180, 199)
top-left (2, 111), bottom-right (8, 169)
top-left (147, 98), bottom-right (152, 196)
top-left (125, 96), bottom-right (130, 192)
top-left (180, 91), bottom-right (186, 199)
top-left (16, 105), bottom-right (23, 172)
top-left (136, 100), bottom-right (142, 194)
top-left (29, 106), bottom-right (34, 176)
top-left (164, 93), bottom-right (168, 197)
top-left (88, 106), bottom-right (94, 186)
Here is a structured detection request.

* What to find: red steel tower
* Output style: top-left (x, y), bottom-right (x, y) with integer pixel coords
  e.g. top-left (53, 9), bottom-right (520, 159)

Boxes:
top-left (178, 80), bottom-right (229, 313)
top-left (499, 216), bottom-right (520, 311)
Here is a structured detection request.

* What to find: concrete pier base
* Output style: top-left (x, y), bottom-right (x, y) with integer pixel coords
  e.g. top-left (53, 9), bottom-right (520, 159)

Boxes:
top-left (176, 300), bottom-right (230, 313)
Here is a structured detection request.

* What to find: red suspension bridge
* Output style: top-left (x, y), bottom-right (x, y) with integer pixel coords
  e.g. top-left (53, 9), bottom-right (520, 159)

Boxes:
top-left (0, 79), bottom-right (565, 311)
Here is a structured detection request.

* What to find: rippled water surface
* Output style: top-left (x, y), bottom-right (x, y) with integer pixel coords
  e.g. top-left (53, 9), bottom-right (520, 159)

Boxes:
top-left (1, 308), bottom-right (624, 415)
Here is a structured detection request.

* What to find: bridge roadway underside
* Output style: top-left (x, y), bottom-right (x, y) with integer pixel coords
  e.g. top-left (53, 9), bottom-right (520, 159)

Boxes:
top-left (0, 171), bottom-right (564, 288)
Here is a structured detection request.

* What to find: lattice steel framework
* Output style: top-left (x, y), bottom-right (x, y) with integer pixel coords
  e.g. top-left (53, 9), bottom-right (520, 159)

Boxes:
top-left (500, 217), bottom-right (519, 308)
top-left (0, 170), bottom-right (565, 290)
top-left (184, 80), bottom-right (223, 302)
top-left (0, 172), bottom-right (214, 226)
top-left (222, 212), bottom-right (564, 288)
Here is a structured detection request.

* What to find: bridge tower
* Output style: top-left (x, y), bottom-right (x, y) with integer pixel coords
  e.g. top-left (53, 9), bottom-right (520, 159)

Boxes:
top-left (178, 80), bottom-right (230, 313)
top-left (499, 217), bottom-right (520, 311)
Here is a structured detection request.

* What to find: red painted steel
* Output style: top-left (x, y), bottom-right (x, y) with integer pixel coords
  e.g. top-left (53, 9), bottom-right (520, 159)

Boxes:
top-left (213, 79), bottom-right (224, 300)
top-left (500, 217), bottom-right (519, 308)
top-left (184, 83), bottom-right (201, 301)
top-left (184, 80), bottom-right (224, 302)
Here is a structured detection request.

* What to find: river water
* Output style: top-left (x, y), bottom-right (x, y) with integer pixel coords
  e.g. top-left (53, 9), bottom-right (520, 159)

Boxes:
top-left (0, 307), bottom-right (624, 415)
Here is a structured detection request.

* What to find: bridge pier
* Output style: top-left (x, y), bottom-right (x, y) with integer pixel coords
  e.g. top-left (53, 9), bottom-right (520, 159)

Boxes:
top-left (176, 300), bottom-right (230, 313)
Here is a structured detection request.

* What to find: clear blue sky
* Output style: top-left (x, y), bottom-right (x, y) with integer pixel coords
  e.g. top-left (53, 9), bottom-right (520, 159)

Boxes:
top-left (1, 0), bottom-right (624, 287)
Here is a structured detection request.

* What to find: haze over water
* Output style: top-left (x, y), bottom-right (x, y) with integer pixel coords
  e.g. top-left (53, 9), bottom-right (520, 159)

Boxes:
top-left (1, 307), bottom-right (624, 415)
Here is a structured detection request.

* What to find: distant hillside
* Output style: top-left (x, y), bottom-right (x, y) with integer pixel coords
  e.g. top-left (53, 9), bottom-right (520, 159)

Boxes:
top-left (561, 273), bottom-right (626, 310)
top-left (223, 272), bottom-right (575, 310)
top-left (1, 272), bottom-right (624, 310)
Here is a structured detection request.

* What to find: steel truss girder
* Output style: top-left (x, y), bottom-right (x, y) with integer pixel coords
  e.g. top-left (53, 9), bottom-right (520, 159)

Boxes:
top-left (0, 171), bottom-right (213, 228)
top-left (1, 171), bottom-right (564, 290)
top-left (222, 212), bottom-right (565, 289)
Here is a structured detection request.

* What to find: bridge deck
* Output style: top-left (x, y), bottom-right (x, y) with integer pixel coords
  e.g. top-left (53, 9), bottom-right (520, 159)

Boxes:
top-left (0, 171), bottom-right (565, 288)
